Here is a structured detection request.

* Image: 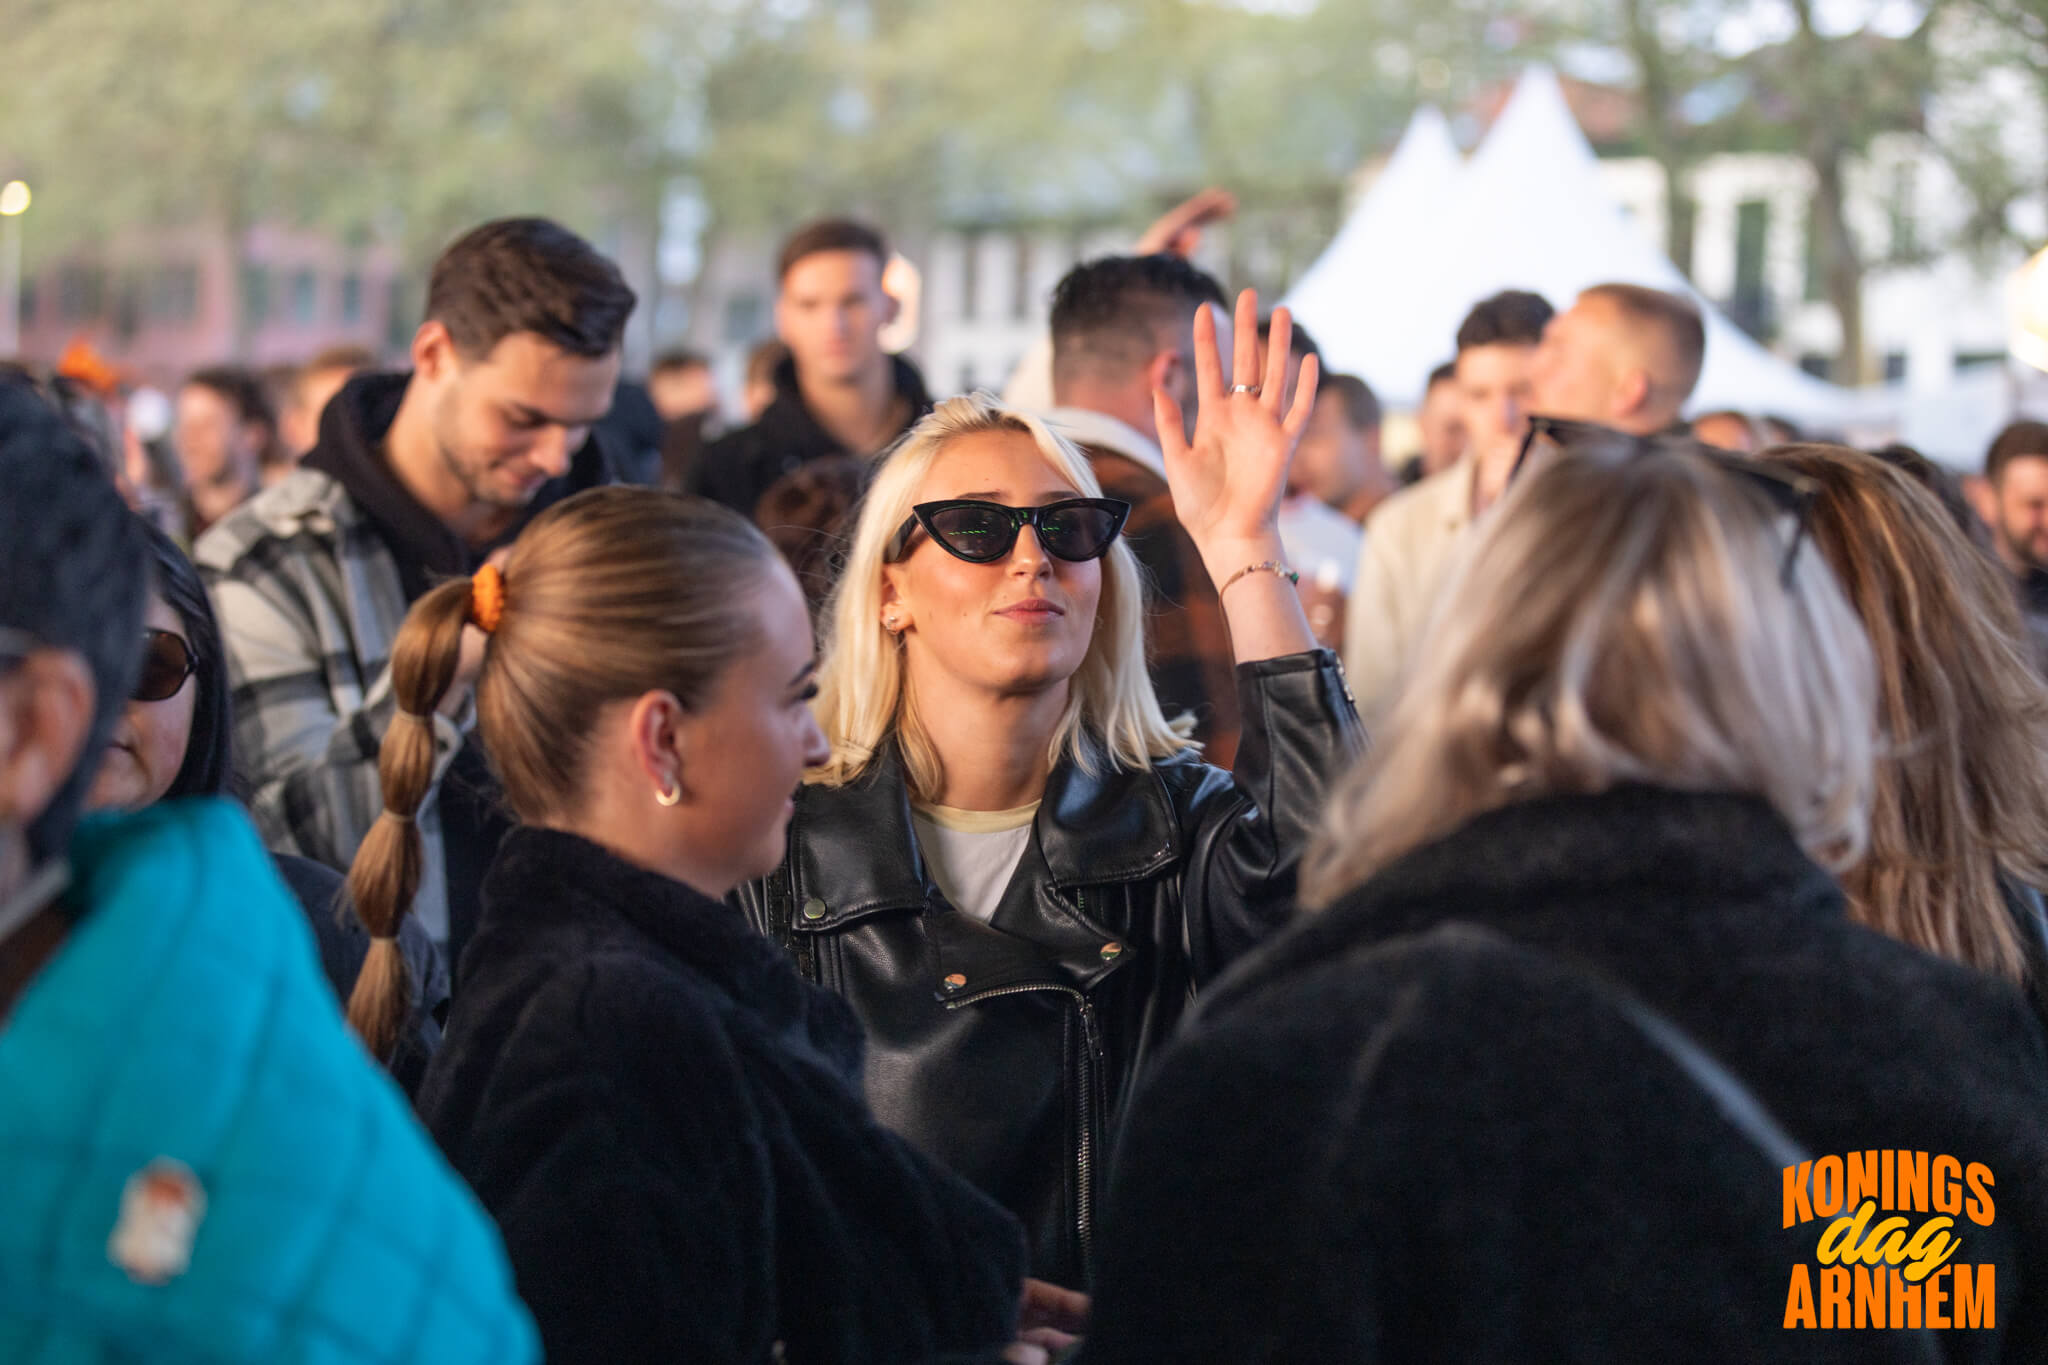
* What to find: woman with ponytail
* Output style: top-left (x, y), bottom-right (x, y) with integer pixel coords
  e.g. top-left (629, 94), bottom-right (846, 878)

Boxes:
top-left (361, 487), bottom-right (1058, 1364)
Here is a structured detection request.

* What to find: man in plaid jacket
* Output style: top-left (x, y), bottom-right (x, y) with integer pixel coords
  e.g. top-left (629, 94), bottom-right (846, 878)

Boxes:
top-left (195, 219), bottom-right (631, 957)
top-left (1042, 254), bottom-right (1243, 766)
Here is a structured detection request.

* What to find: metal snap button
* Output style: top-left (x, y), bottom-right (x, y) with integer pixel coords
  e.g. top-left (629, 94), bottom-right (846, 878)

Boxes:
top-left (801, 897), bottom-right (826, 921)
top-left (943, 973), bottom-right (967, 991)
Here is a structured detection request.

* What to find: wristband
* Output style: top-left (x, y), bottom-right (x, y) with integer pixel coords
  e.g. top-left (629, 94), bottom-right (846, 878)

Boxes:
top-left (1219, 559), bottom-right (1300, 596)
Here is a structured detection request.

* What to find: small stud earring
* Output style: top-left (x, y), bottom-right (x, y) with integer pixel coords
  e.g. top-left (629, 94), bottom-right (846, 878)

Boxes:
top-left (655, 776), bottom-right (681, 807)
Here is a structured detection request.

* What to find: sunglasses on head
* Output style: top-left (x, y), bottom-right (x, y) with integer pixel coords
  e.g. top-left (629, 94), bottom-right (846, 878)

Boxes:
top-left (135, 628), bottom-right (197, 703)
top-left (885, 498), bottom-right (1132, 565)
top-left (1511, 414), bottom-right (1818, 586)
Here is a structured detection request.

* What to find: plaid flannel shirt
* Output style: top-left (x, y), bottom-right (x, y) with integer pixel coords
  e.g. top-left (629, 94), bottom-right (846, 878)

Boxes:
top-left (194, 467), bottom-right (466, 937)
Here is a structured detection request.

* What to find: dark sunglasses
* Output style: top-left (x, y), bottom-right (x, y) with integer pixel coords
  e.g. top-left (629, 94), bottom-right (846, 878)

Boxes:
top-left (1511, 415), bottom-right (1818, 586)
top-left (885, 498), bottom-right (1132, 565)
top-left (135, 628), bottom-right (198, 703)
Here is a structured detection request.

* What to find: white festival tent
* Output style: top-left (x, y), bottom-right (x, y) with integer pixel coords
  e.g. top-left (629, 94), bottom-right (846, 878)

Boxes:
top-left (1287, 67), bottom-right (1881, 428)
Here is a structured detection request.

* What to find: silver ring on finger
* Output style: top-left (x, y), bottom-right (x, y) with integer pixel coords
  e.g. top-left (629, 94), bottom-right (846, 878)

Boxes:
top-left (1229, 383), bottom-right (1261, 396)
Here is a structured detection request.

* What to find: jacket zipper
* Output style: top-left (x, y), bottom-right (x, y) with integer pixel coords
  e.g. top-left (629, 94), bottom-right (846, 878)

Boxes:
top-left (949, 980), bottom-right (1107, 1273)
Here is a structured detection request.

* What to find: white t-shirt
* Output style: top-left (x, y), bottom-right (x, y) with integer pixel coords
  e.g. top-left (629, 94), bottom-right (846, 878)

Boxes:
top-left (911, 800), bottom-right (1041, 923)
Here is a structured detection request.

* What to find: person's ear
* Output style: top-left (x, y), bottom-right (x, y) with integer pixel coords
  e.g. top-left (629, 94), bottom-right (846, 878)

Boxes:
top-left (1965, 474), bottom-right (1999, 528)
top-left (412, 320), bottom-right (458, 384)
top-left (881, 289), bottom-right (901, 330)
top-left (1145, 350), bottom-right (1182, 401)
top-left (880, 568), bottom-right (914, 635)
top-left (627, 689), bottom-right (691, 804)
top-left (1615, 367), bottom-right (1651, 422)
top-left (0, 651), bottom-right (96, 833)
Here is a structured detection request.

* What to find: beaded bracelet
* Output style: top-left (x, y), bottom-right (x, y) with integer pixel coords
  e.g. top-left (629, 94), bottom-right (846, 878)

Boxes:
top-left (1219, 559), bottom-right (1300, 596)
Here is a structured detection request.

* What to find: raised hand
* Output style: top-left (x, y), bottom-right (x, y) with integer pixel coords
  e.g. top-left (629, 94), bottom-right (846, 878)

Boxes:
top-left (1134, 186), bottom-right (1237, 258)
top-left (1152, 287), bottom-right (1320, 565)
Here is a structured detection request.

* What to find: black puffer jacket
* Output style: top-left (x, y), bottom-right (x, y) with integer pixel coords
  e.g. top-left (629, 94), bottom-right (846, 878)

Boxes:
top-left (1083, 785), bottom-right (2048, 1363)
top-left (419, 827), bottom-right (1026, 1365)
top-left (736, 649), bottom-right (1364, 1287)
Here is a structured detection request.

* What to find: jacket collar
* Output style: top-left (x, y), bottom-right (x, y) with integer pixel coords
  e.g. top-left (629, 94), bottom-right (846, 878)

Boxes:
top-left (1040, 407), bottom-right (1168, 482)
top-left (789, 740), bottom-right (1185, 930)
top-left (1202, 784), bottom-right (1847, 1016)
top-left (484, 825), bottom-right (807, 1006)
top-left (302, 370), bottom-right (610, 602)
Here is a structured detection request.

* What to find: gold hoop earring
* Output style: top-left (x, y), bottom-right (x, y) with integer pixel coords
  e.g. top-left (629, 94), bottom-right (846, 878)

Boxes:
top-left (655, 777), bottom-right (681, 807)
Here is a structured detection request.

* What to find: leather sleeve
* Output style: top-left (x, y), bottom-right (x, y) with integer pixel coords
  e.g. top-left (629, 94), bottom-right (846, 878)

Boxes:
top-left (1176, 648), bottom-right (1366, 983)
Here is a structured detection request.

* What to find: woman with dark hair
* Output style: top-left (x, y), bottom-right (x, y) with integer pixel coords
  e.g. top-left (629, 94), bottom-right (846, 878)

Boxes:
top-left (86, 516), bottom-right (447, 1090)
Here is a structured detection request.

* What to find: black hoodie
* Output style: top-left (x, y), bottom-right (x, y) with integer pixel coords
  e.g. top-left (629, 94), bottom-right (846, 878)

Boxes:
top-left (691, 352), bottom-right (932, 517)
top-left (300, 370), bottom-right (610, 974)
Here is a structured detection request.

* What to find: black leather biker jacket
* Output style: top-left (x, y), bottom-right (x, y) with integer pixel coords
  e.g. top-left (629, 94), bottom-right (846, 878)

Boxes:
top-left (735, 650), bottom-right (1365, 1287)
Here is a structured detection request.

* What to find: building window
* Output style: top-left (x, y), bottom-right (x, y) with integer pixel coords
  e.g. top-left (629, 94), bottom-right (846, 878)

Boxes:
top-left (58, 265), bottom-right (105, 322)
top-left (340, 272), bottom-right (363, 324)
top-left (386, 277), bottom-right (413, 352)
top-left (1883, 351), bottom-right (1908, 383)
top-left (289, 268), bottom-right (319, 324)
top-left (1956, 349), bottom-right (2005, 370)
top-left (958, 360), bottom-right (979, 393)
top-left (1012, 236), bottom-right (1033, 321)
top-left (17, 278), bottom-right (34, 325)
top-left (148, 264), bottom-right (198, 322)
top-left (240, 265), bottom-right (271, 330)
top-left (961, 232), bottom-right (981, 322)
top-left (1798, 352), bottom-right (1832, 379)
top-left (1730, 199), bottom-right (1771, 340)
top-left (723, 291), bottom-right (764, 343)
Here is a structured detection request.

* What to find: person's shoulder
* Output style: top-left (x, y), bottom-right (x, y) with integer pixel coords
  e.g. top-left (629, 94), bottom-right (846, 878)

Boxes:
top-left (1364, 460), bottom-right (1464, 532)
top-left (192, 466), bottom-right (351, 575)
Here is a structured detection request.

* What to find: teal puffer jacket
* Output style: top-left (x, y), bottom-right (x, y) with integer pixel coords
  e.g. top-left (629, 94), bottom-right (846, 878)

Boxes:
top-left (0, 799), bottom-right (537, 1363)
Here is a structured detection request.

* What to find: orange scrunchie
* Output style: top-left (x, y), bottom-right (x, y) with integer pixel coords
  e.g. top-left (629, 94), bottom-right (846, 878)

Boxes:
top-left (470, 562), bottom-right (506, 634)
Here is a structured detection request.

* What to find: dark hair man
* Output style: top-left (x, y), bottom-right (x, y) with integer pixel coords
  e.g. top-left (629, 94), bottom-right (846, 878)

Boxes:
top-left (647, 348), bottom-right (717, 423)
top-left (1341, 290), bottom-right (1554, 719)
top-left (197, 217), bottom-right (633, 959)
top-left (1290, 373), bottom-right (1388, 527)
top-left (1407, 360), bottom-right (1466, 483)
top-left (176, 366), bottom-right (280, 535)
top-left (1982, 419), bottom-right (2048, 668)
top-left (692, 218), bottom-right (930, 518)
top-left (1043, 253), bottom-right (1244, 763)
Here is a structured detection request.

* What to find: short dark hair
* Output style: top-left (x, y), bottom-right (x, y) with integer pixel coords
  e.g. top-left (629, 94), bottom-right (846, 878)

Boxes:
top-left (1456, 290), bottom-right (1554, 354)
top-left (651, 347), bottom-right (710, 377)
top-left (1049, 254), bottom-right (1228, 391)
top-left (1258, 315), bottom-right (1321, 360)
top-left (132, 517), bottom-right (236, 803)
top-left (425, 217), bottom-right (636, 360)
top-left (1986, 420), bottom-right (2048, 485)
top-left (1320, 373), bottom-right (1381, 432)
top-left (185, 365), bottom-right (277, 431)
top-left (777, 218), bottom-right (889, 283)
top-left (1581, 283), bottom-right (1706, 404)
top-left (0, 378), bottom-right (151, 865)
top-left (1426, 360), bottom-right (1459, 391)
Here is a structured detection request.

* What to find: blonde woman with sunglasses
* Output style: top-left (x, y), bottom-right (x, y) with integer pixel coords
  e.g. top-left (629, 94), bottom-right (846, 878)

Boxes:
top-left (737, 289), bottom-right (1366, 1289)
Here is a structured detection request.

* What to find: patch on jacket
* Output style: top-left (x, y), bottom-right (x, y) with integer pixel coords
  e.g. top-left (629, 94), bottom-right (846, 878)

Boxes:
top-left (108, 1158), bottom-right (206, 1285)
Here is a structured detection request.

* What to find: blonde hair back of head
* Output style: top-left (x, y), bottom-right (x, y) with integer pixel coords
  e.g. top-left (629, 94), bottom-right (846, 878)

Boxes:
top-left (811, 392), bottom-right (1189, 799)
top-left (1302, 445), bottom-right (1878, 908)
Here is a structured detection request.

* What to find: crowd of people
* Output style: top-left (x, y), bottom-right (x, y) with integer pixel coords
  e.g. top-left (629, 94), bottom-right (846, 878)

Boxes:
top-left (5, 192), bottom-right (2048, 1363)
